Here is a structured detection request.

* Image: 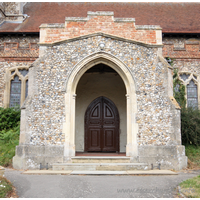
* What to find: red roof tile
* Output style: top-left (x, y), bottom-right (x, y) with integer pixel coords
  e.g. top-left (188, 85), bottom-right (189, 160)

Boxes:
top-left (0, 2), bottom-right (200, 33)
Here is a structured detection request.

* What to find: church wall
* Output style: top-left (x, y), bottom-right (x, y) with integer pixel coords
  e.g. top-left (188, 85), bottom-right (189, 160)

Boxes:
top-left (39, 11), bottom-right (161, 45)
top-left (75, 72), bottom-right (126, 152)
top-left (12, 33), bottom-right (187, 169)
top-left (1, 35), bottom-right (199, 109)
top-left (163, 37), bottom-right (200, 108)
top-left (0, 2), bottom-right (27, 22)
top-left (25, 35), bottom-right (175, 147)
top-left (0, 35), bottom-right (39, 107)
top-left (3, 2), bottom-right (20, 15)
top-left (0, 9), bottom-right (5, 24)
top-left (0, 62), bottom-right (31, 108)
top-left (0, 35), bottom-right (39, 48)
top-left (163, 37), bottom-right (200, 72)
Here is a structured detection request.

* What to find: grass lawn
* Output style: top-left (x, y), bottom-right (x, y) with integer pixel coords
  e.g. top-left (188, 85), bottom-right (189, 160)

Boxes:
top-left (178, 145), bottom-right (200, 197)
top-left (179, 175), bottom-right (200, 198)
top-left (0, 175), bottom-right (15, 198)
top-left (185, 145), bottom-right (200, 169)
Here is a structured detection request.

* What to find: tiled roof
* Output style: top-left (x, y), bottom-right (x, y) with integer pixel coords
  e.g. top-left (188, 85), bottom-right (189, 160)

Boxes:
top-left (0, 2), bottom-right (200, 33)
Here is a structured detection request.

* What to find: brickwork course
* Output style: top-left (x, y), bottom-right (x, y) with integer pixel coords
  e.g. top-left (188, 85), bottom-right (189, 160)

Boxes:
top-left (40, 13), bottom-right (160, 44)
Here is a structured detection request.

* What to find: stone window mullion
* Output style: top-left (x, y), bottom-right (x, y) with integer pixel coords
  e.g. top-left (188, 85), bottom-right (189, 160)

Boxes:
top-left (198, 81), bottom-right (200, 109)
top-left (25, 76), bottom-right (28, 98)
top-left (184, 82), bottom-right (187, 107)
top-left (20, 75), bottom-right (26, 107)
top-left (4, 68), bottom-right (11, 108)
top-left (7, 71), bottom-right (17, 108)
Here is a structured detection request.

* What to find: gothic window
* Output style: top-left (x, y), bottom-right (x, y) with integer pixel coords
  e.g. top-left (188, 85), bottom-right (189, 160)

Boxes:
top-left (187, 80), bottom-right (198, 108)
top-left (19, 69), bottom-right (29, 77)
top-left (4, 67), bottom-right (29, 108)
top-left (180, 73), bottom-right (190, 81)
top-left (179, 72), bottom-right (198, 108)
top-left (9, 76), bottom-right (21, 107)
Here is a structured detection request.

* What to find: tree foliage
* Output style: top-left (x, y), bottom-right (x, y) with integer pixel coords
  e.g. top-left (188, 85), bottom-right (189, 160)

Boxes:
top-left (181, 108), bottom-right (200, 146)
top-left (171, 66), bottom-right (200, 146)
top-left (0, 107), bottom-right (20, 166)
top-left (0, 107), bottom-right (20, 133)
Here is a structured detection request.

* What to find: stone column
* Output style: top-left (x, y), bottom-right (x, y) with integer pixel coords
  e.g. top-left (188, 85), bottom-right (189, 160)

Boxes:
top-left (64, 93), bottom-right (76, 161)
top-left (126, 94), bottom-right (138, 158)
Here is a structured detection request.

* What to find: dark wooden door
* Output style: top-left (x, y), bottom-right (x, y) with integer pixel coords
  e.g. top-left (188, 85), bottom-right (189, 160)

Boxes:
top-left (85, 96), bottom-right (119, 152)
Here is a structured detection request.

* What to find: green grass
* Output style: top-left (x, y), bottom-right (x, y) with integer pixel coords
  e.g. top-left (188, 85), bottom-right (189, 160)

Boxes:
top-left (0, 176), bottom-right (13, 198)
top-left (178, 145), bottom-right (200, 197)
top-left (185, 145), bottom-right (200, 168)
top-left (179, 175), bottom-right (200, 198)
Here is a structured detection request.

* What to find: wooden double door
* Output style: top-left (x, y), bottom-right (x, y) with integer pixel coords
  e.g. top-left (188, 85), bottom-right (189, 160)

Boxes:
top-left (85, 96), bottom-right (119, 152)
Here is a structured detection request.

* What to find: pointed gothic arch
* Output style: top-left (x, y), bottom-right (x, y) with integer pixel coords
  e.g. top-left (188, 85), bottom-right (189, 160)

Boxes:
top-left (63, 52), bottom-right (138, 159)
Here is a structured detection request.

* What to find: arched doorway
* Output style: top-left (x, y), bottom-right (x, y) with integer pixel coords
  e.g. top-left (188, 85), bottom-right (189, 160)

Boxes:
top-left (75, 63), bottom-right (126, 153)
top-left (85, 96), bottom-right (119, 152)
top-left (63, 52), bottom-right (138, 159)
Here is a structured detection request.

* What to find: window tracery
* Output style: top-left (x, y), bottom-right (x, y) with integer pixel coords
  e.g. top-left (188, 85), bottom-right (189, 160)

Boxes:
top-left (179, 72), bottom-right (199, 108)
top-left (4, 66), bottom-right (29, 108)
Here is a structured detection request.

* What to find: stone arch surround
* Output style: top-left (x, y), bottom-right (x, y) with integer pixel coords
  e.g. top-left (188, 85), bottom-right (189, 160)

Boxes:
top-left (63, 52), bottom-right (138, 159)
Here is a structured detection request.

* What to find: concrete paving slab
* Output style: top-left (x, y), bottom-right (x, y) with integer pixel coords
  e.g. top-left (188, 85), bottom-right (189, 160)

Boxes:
top-left (5, 168), bottom-right (200, 198)
top-left (127, 170), bottom-right (178, 175)
top-left (22, 169), bottom-right (177, 175)
top-left (23, 170), bottom-right (72, 175)
top-left (70, 171), bottom-right (128, 175)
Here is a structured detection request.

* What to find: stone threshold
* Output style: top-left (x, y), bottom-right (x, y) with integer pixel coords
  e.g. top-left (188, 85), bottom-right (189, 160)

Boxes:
top-left (72, 156), bottom-right (128, 159)
top-left (53, 163), bottom-right (147, 166)
top-left (22, 170), bottom-right (178, 175)
top-left (75, 152), bottom-right (126, 156)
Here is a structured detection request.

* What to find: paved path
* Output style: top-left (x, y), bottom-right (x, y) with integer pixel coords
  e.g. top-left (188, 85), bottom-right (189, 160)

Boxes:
top-left (4, 169), bottom-right (200, 198)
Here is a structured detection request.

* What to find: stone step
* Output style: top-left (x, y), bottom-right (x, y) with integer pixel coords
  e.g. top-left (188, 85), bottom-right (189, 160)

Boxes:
top-left (70, 170), bottom-right (178, 175)
top-left (23, 170), bottom-right (178, 175)
top-left (71, 156), bottom-right (131, 163)
top-left (52, 162), bottom-right (148, 171)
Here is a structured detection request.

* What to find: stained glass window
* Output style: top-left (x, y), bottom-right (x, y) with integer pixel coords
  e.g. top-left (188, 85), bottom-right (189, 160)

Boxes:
top-left (180, 73), bottom-right (190, 81)
top-left (10, 75), bottom-right (21, 107)
top-left (187, 80), bottom-right (198, 108)
top-left (19, 69), bottom-right (29, 77)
